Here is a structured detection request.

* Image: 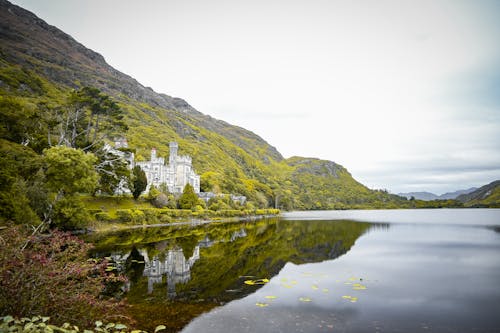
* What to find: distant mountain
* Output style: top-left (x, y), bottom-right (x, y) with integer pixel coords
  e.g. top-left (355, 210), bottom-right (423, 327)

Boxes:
top-left (0, 0), bottom-right (410, 212)
top-left (439, 188), bottom-right (478, 200)
top-left (398, 187), bottom-right (478, 201)
top-left (397, 192), bottom-right (439, 201)
top-left (456, 181), bottom-right (500, 207)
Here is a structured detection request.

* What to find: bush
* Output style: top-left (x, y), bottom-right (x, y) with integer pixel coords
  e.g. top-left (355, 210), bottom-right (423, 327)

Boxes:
top-left (0, 226), bottom-right (129, 328)
top-left (159, 215), bottom-right (171, 223)
top-left (95, 212), bottom-right (113, 222)
top-left (141, 208), bottom-right (160, 224)
top-left (52, 197), bottom-right (92, 230)
top-left (116, 209), bottom-right (133, 222)
top-left (159, 209), bottom-right (192, 218)
top-left (116, 209), bottom-right (145, 224)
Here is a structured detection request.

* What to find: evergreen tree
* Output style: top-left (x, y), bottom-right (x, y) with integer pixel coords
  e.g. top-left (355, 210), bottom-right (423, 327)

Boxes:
top-left (132, 166), bottom-right (147, 199)
top-left (178, 184), bottom-right (198, 209)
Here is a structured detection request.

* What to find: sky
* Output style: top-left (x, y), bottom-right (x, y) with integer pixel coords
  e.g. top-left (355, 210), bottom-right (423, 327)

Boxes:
top-left (10, 0), bottom-right (500, 194)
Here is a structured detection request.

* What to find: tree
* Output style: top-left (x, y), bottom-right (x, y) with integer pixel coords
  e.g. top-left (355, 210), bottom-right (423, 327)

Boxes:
top-left (0, 139), bottom-right (41, 224)
top-left (41, 146), bottom-right (98, 230)
top-left (132, 166), bottom-right (147, 199)
top-left (43, 146), bottom-right (99, 195)
top-left (57, 87), bottom-right (127, 150)
top-left (0, 97), bottom-right (42, 148)
top-left (178, 184), bottom-right (199, 210)
top-left (95, 150), bottom-right (131, 195)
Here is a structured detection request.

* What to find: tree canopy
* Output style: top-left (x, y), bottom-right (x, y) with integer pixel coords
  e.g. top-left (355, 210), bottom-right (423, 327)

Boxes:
top-left (132, 166), bottom-right (147, 199)
top-left (178, 184), bottom-right (198, 210)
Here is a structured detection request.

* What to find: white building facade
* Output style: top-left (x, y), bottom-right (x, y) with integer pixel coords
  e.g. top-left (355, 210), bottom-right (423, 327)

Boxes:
top-left (136, 142), bottom-right (200, 194)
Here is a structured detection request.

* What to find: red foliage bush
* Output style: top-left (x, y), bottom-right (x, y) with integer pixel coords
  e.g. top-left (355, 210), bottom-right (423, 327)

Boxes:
top-left (0, 225), bottom-right (131, 327)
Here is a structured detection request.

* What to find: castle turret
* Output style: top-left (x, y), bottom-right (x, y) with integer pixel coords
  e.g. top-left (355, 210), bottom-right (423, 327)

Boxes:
top-left (151, 148), bottom-right (157, 161)
top-left (169, 142), bottom-right (178, 164)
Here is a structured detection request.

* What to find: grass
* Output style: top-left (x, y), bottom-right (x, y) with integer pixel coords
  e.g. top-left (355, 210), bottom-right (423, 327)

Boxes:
top-left (81, 195), bottom-right (153, 219)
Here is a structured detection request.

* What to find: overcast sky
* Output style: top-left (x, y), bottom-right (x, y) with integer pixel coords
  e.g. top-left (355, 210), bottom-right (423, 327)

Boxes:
top-left (11, 0), bottom-right (500, 194)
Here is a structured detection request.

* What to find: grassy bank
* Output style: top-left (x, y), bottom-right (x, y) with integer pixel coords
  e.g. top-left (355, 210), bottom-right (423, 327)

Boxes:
top-left (83, 195), bottom-right (280, 232)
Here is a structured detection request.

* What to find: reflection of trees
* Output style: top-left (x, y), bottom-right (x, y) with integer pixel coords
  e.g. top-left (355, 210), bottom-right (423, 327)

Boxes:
top-left (91, 218), bottom-right (373, 303)
top-left (178, 219), bottom-right (372, 302)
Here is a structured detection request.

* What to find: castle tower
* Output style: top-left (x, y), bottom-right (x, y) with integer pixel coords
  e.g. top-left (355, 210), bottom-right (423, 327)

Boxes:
top-left (151, 148), bottom-right (157, 161)
top-left (169, 142), bottom-right (178, 164)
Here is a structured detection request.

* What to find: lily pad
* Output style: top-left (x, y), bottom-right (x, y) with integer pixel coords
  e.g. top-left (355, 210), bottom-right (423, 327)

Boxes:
top-left (244, 278), bottom-right (269, 285)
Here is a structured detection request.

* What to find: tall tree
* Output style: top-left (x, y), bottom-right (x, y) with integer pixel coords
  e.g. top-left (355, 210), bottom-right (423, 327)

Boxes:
top-left (57, 87), bottom-right (127, 150)
top-left (178, 183), bottom-right (198, 209)
top-left (132, 166), bottom-right (147, 199)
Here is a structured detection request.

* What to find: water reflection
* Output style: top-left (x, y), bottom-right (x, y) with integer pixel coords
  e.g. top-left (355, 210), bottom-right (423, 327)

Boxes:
top-left (103, 238), bottom-right (210, 297)
top-left (182, 215), bottom-right (500, 333)
top-left (88, 218), bottom-right (372, 331)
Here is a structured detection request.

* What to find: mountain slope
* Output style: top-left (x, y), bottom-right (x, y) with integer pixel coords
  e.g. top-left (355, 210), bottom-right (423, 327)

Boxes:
top-left (0, 0), bottom-right (282, 164)
top-left (456, 181), bottom-right (500, 207)
top-left (0, 0), bottom-right (409, 211)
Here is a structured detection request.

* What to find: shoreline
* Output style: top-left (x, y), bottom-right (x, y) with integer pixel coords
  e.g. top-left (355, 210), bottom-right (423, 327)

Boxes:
top-left (87, 214), bottom-right (280, 233)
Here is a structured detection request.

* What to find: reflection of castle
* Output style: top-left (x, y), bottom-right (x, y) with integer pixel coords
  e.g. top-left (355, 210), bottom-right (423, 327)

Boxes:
top-left (230, 228), bottom-right (247, 241)
top-left (141, 246), bottom-right (200, 296)
top-left (102, 229), bottom-right (248, 299)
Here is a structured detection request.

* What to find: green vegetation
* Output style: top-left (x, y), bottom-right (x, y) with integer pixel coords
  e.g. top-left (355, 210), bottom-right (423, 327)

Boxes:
top-left (132, 166), bottom-right (147, 200)
top-left (0, 226), bottom-right (129, 328)
top-left (457, 180), bottom-right (500, 208)
top-left (1, 315), bottom-right (167, 333)
top-left (178, 184), bottom-right (199, 210)
top-left (84, 195), bottom-right (278, 230)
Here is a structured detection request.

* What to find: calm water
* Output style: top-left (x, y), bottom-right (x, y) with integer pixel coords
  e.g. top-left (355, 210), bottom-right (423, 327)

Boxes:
top-left (88, 209), bottom-right (500, 333)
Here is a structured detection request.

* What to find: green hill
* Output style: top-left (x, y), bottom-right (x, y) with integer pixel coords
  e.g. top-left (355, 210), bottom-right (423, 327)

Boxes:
top-left (456, 180), bottom-right (500, 208)
top-left (0, 0), bottom-right (412, 223)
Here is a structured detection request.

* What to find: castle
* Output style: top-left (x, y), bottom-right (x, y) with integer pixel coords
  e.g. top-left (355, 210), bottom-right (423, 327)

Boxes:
top-left (136, 142), bottom-right (200, 194)
top-left (107, 139), bottom-right (245, 203)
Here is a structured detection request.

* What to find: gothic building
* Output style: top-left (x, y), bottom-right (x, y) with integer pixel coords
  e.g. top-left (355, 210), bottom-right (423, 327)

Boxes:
top-left (136, 142), bottom-right (200, 194)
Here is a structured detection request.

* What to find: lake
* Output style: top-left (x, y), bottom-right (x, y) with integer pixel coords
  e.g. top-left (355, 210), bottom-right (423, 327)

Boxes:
top-left (88, 209), bottom-right (500, 332)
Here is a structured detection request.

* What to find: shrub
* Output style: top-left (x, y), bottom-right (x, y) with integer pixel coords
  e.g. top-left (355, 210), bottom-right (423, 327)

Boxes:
top-left (116, 209), bottom-right (133, 222)
top-left (95, 212), bottom-right (113, 222)
top-left (0, 226), bottom-right (130, 328)
top-left (52, 196), bottom-right (92, 230)
top-left (159, 215), bottom-right (171, 223)
top-left (141, 208), bottom-right (160, 224)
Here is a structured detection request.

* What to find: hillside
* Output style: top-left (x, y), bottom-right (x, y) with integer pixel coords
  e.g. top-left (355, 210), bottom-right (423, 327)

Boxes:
top-left (0, 0), bottom-right (411, 218)
top-left (456, 181), bottom-right (500, 208)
